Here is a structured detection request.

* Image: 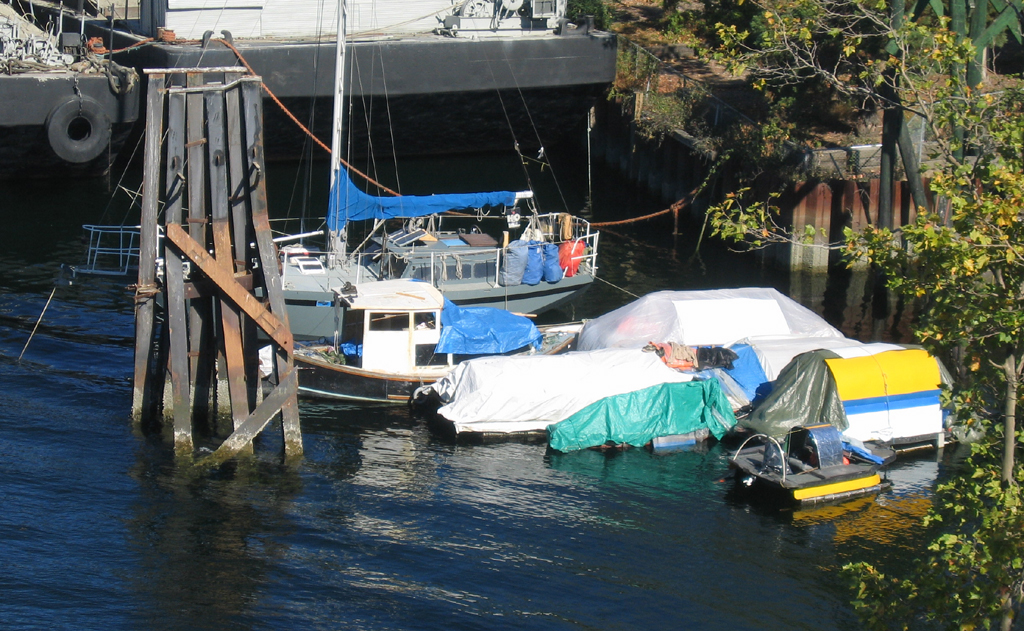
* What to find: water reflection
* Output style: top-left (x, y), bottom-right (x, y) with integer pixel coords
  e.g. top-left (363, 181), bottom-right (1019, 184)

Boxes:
top-left (124, 450), bottom-right (303, 629)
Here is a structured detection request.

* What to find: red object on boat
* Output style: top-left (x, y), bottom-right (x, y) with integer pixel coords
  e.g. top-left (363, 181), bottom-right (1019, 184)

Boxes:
top-left (558, 240), bottom-right (584, 277)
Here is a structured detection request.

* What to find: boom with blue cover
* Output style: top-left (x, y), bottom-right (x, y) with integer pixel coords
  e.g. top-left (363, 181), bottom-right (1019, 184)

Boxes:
top-left (327, 168), bottom-right (518, 231)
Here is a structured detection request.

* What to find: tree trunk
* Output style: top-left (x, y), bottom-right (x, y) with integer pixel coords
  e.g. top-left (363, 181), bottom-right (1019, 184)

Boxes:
top-left (898, 121), bottom-right (929, 213)
top-left (878, 106), bottom-right (896, 230)
top-left (950, 0), bottom-right (967, 163)
top-left (1002, 352), bottom-right (1017, 485)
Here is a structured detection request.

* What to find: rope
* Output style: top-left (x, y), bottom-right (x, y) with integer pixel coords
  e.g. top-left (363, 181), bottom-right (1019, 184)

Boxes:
top-left (594, 275), bottom-right (640, 299)
top-left (18, 287), bottom-right (57, 363)
top-left (215, 39), bottom-right (401, 197)
top-left (591, 207), bottom-right (673, 227)
top-left (590, 194), bottom-right (693, 228)
top-left (108, 38), bottom-right (155, 54)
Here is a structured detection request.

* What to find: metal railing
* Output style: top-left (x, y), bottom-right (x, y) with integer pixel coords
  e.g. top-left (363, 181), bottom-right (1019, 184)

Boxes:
top-left (80, 224), bottom-right (146, 276)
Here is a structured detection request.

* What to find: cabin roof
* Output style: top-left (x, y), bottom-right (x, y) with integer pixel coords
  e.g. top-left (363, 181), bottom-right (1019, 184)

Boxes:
top-left (334, 279), bottom-right (444, 311)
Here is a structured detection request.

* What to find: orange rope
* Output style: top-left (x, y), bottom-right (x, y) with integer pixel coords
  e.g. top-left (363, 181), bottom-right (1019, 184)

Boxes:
top-left (216, 39), bottom-right (401, 197)
top-left (109, 37), bottom-right (155, 54)
top-left (591, 207), bottom-right (673, 227)
top-left (591, 194), bottom-right (693, 228)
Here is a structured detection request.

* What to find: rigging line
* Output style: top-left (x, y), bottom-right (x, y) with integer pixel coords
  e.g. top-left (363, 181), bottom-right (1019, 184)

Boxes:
top-left (348, 6), bottom-right (454, 37)
top-left (351, 45), bottom-right (382, 195)
top-left (194, 0), bottom-right (233, 67)
top-left (19, 286), bottom-right (57, 363)
top-left (105, 38), bottom-right (154, 55)
top-left (499, 45), bottom-right (569, 211)
top-left (480, 52), bottom-right (536, 201)
top-left (98, 123), bottom-right (146, 225)
top-left (377, 41), bottom-right (402, 195)
top-left (215, 38), bottom-right (401, 196)
top-left (295, 0), bottom-right (330, 232)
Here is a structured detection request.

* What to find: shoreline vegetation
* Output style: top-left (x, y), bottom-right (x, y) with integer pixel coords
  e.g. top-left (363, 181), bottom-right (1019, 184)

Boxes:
top-left (572, 1), bottom-right (1024, 628)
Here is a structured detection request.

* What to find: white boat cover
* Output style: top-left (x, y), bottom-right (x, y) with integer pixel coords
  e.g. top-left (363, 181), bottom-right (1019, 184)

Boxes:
top-left (577, 288), bottom-right (843, 351)
top-left (738, 336), bottom-right (901, 381)
top-left (431, 348), bottom-right (695, 434)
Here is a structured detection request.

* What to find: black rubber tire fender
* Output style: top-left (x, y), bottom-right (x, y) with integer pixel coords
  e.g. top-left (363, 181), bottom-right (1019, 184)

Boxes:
top-left (46, 97), bottom-right (112, 164)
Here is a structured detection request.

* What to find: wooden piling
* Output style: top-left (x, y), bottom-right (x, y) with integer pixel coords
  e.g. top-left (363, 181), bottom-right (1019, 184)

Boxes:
top-left (132, 67), bottom-right (301, 461)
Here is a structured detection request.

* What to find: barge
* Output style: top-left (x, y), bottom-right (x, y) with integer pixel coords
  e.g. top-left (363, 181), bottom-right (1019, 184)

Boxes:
top-left (15, 0), bottom-right (616, 159)
top-left (0, 2), bottom-right (139, 178)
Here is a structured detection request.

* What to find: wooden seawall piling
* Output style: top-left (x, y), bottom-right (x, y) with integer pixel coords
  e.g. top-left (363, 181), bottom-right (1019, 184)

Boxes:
top-left (132, 67), bottom-right (301, 462)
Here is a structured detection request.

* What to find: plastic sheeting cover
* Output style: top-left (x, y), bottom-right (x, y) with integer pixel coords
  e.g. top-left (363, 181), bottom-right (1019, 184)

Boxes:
top-left (723, 343), bottom-right (768, 401)
top-left (578, 288), bottom-right (843, 351)
top-left (430, 348), bottom-right (695, 434)
top-left (327, 168), bottom-right (517, 231)
top-left (548, 379), bottom-right (736, 452)
top-left (435, 299), bottom-right (542, 355)
top-left (739, 335), bottom-right (877, 381)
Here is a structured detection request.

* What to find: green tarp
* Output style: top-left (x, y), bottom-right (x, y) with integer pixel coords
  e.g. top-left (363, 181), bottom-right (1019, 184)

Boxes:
top-left (739, 350), bottom-right (848, 438)
top-left (547, 379), bottom-right (737, 452)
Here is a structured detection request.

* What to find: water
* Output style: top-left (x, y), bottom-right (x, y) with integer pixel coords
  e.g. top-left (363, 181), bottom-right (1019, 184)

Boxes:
top-left (0, 147), bottom-right (945, 630)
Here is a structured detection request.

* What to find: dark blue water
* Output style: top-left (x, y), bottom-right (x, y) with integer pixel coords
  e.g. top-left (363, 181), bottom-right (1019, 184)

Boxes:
top-left (0, 149), bottom-right (943, 630)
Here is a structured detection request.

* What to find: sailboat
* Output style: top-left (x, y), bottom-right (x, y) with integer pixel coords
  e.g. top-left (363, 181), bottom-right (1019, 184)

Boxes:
top-left (276, 0), bottom-right (601, 341)
top-left (77, 0), bottom-right (600, 342)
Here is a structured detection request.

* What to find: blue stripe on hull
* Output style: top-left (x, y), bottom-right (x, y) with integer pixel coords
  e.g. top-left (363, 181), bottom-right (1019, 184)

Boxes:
top-left (842, 389), bottom-right (941, 415)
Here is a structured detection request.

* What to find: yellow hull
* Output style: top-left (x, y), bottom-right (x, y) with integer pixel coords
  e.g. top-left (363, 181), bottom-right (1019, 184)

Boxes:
top-left (792, 474), bottom-right (881, 501)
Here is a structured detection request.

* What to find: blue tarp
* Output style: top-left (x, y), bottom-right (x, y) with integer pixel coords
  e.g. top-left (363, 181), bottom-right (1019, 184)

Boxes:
top-left (327, 168), bottom-right (518, 231)
top-left (725, 344), bottom-right (769, 401)
top-left (436, 299), bottom-right (542, 355)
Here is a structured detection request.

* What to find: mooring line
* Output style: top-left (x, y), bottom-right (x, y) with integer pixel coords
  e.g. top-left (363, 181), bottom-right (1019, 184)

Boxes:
top-left (595, 275), bottom-right (640, 299)
top-left (18, 287), bottom-right (57, 363)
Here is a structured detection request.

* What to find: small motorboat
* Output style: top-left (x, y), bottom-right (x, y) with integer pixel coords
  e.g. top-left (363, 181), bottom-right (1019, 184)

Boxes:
top-left (729, 424), bottom-right (894, 504)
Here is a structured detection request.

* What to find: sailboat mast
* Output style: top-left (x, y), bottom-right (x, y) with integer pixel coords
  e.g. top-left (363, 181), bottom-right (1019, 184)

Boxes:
top-left (328, 0), bottom-right (348, 259)
top-left (330, 0), bottom-right (346, 184)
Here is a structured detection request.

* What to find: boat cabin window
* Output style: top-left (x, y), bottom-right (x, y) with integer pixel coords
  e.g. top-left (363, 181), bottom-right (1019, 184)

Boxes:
top-left (415, 344), bottom-right (449, 366)
top-left (414, 312), bottom-right (436, 329)
top-left (368, 312), bottom-right (410, 332)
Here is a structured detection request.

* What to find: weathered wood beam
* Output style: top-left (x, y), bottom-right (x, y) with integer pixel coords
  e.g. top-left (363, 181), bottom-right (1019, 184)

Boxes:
top-left (164, 224), bottom-right (292, 351)
top-left (241, 79), bottom-right (302, 456)
top-left (203, 368), bottom-right (298, 464)
top-left (225, 79), bottom-right (260, 412)
top-left (205, 90), bottom-right (252, 436)
top-left (132, 73), bottom-right (165, 421)
top-left (186, 73), bottom-right (214, 429)
top-left (163, 90), bottom-right (193, 452)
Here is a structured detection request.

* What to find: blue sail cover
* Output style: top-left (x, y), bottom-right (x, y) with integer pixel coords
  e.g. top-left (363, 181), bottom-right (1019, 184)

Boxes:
top-left (436, 299), bottom-right (542, 355)
top-left (327, 168), bottom-right (518, 231)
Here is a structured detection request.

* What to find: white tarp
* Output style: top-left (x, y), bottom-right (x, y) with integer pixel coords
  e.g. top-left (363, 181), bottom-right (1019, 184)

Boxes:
top-left (737, 336), bottom-right (899, 381)
top-left (430, 348), bottom-right (694, 434)
top-left (577, 288), bottom-right (843, 351)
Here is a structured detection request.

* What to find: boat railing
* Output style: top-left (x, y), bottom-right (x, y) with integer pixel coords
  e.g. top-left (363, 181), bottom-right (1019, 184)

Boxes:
top-left (79, 224), bottom-right (155, 276)
top-left (733, 433), bottom-right (788, 485)
top-left (346, 212), bottom-right (600, 288)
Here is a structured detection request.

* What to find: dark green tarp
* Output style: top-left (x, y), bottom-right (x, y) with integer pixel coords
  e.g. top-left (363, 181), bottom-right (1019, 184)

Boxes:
top-left (547, 379), bottom-right (736, 452)
top-left (738, 349), bottom-right (848, 438)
